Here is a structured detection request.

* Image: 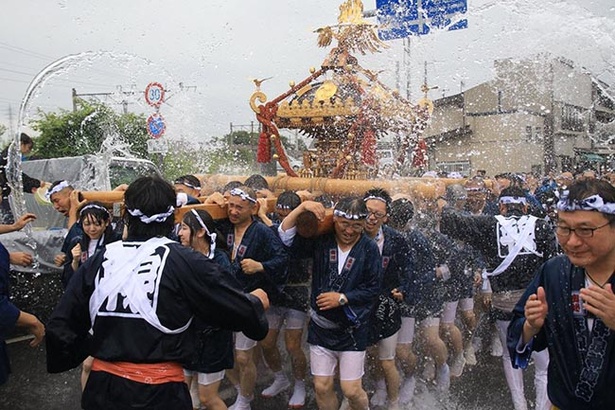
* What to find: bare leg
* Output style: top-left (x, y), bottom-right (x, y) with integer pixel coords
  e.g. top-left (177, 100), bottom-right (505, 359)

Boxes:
top-left (341, 379), bottom-right (368, 410)
top-left (199, 380), bottom-right (227, 410)
top-left (313, 375), bottom-right (338, 410)
top-left (236, 347), bottom-right (257, 399)
top-left (81, 356), bottom-right (94, 392)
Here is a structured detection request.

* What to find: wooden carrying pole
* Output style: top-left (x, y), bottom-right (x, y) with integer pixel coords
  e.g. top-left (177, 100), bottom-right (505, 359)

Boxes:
top-left (76, 175), bottom-right (475, 236)
top-left (202, 174), bottom-right (467, 198)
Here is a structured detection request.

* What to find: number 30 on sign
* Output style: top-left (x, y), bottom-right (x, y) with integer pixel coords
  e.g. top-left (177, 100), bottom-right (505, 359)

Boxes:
top-left (145, 82), bottom-right (165, 107)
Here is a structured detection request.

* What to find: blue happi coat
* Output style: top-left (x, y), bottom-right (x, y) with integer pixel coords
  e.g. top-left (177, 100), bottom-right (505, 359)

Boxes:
top-left (508, 255), bottom-right (615, 410)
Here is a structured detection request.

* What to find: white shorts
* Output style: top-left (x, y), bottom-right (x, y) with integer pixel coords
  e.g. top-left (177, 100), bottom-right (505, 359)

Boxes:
top-left (234, 331), bottom-right (257, 351)
top-left (183, 369), bottom-right (225, 386)
top-left (418, 316), bottom-right (440, 328)
top-left (397, 317), bottom-right (416, 345)
top-left (377, 331), bottom-right (399, 360)
top-left (266, 306), bottom-right (307, 330)
top-left (458, 297), bottom-right (474, 312)
top-left (441, 301), bottom-right (459, 325)
top-left (309, 345), bottom-right (365, 381)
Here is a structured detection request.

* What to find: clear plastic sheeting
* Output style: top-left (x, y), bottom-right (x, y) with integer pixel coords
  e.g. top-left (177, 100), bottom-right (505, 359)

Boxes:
top-left (3, 230), bottom-right (66, 274)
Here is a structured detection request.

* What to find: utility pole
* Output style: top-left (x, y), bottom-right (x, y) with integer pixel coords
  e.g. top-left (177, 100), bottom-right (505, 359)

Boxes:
top-left (71, 83), bottom-right (195, 113)
top-left (404, 37), bottom-right (411, 100)
top-left (8, 104), bottom-right (14, 139)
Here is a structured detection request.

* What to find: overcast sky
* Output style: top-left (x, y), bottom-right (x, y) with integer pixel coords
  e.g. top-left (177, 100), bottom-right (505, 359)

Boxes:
top-left (1, 0), bottom-right (613, 144)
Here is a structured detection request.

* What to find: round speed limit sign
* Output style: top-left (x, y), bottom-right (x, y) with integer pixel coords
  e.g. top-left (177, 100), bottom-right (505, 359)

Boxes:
top-left (145, 82), bottom-right (165, 107)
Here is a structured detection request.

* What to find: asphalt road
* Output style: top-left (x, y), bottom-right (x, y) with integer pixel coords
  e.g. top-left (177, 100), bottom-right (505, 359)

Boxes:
top-left (1, 271), bottom-right (539, 410)
top-left (1, 339), bottom-right (541, 410)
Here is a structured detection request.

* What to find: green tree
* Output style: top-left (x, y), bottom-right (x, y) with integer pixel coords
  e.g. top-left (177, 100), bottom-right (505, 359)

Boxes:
top-left (31, 101), bottom-right (149, 158)
top-left (214, 131), bottom-right (259, 173)
top-left (159, 132), bottom-right (258, 181)
top-left (0, 124), bottom-right (6, 139)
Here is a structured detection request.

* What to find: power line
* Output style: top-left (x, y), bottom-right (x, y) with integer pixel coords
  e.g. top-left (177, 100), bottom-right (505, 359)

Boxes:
top-left (0, 42), bottom-right (134, 80)
top-left (0, 61), bottom-right (132, 84)
top-left (0, 76), bottom-right (30, 84)
top-left (0, 42), bottom-right (54, 60)
top-left (0, 67), bottom-right (120, 88)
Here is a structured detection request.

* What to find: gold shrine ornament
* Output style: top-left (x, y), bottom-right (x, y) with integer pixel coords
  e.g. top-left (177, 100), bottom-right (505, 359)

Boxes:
top-left (417, 97), bottom-right (434, 115)
top-left (315, 80), bottom-right (338, 102)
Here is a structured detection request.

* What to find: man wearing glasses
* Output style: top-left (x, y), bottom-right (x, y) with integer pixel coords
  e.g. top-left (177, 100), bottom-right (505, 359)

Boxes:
top-left (361, 188), bottom-right (414, 410)
top-left (508, 178), bottom-right (615, 410)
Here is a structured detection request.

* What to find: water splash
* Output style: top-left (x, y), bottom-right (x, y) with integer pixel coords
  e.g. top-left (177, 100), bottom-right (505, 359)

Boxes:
top-left (6, 51), bottom-right (178, 270)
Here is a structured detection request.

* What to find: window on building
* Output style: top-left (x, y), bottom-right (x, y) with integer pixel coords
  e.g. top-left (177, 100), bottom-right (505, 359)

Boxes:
top-left (526, 126), bottom-right (533, 141)
top-left (534, 126), bottom-right (543, 141)
top-left (561, 104), bottom-right (586, 132)
top-left (437, 161), bottom-right (471, 176)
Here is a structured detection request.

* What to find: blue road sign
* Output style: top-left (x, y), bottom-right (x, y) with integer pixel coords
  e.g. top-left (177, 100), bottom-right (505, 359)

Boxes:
top-left (147, 113), bottom-right (166, 139)
top-left (376, 0), bottom-right (468, 40)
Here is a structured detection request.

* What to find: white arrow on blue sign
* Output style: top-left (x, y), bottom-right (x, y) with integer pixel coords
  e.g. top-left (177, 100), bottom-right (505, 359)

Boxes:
top-left (376, 0), bottom-right (468, 40)
top-left (147, 113), bottom-right (166, 139)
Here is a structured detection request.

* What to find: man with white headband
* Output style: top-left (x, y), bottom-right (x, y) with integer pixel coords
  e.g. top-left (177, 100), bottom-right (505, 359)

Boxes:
top-left (508, 178), bottom-right (615, 410)
top-left (362, 188), bottom-right (414, 410)
top-left (279, 196), bottom-right (382, 410)
top-left (441, 186), bottom-right (556, 410)
top-left (214, 185), bottom-right (288, 410)
top-left (48, 180), bottom-right (88, 278)
top-left (173, 174), bottom-right (202, 205)
top-left (45, 176), bottom-right (270, 410)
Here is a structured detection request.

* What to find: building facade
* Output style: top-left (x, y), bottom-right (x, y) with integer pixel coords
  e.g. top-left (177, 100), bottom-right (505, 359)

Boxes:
top-left (424, 55), bottom-right (615, 177)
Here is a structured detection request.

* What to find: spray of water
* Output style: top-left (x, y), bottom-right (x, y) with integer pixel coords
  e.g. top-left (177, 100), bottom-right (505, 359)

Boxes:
top-left (6, 51), bottom-right (180, 269)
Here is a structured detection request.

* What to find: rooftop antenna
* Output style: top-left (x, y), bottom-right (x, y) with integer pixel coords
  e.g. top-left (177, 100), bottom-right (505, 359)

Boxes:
top-left (421, 61), bottom-right (438, 97)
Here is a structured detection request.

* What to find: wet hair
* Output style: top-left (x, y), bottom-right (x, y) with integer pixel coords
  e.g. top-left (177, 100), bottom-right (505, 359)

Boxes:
top-left (363, 188), bottom-right (392, 214)
top-left (181, 209), bottom-right (228, 252)
top-left (388, 198), bottom-right (414, 230)
top-left (244, 174), bottom-right (269, 191)
top-left (334, 196), bottom-right (368, 219)
top-left (124, 176), bottom-right (176, 238)
top-left (535, 188), bottom-right (558, 209)
top-left (276, 191), bottom-right (301, 210)
top-left (20, 133), bottom-right (33, 147)
top-left (563, 179), bottom-right (615, 224)
top-left (230, 185), bottom-right (257, 203)
top-left (174, 174), bottom-right (201, 190)
top-left (221, 180), bottom-right (243, 193)
top-left (499, 186), bottom-right (527, 217)
top-left (313, 193), bottom-right (335, 209)
top-left (78, 201), bottom-right (110, 224)
top-left (494, 172), bottom-right (512, 180)
top-left (78, 201), bottom-right (113, 240)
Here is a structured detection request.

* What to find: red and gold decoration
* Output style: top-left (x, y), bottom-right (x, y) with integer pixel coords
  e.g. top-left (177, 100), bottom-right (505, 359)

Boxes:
top-left (250, 0), bottom-right (433, 179)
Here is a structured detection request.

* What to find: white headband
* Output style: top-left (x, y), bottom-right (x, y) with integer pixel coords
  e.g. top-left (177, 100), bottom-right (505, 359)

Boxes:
top-left (364, 195), bottom-right (388, 204)
top-left (499, 196), bottom-right (527, 205)
top-left (79, 203), bottom-right (110, 217)
top-left (333, 209), bottom-right (368, 220)
top-left (175, 179), bottom-right (201, 190)
top-left (190, 209), bottom-right (216, 259)
top-left (46, 180), bottom-right (70, 200)
top-left (127, 206), bottom-right (175, 224)
top-left (556, 192), bottom-right (615, 215)
top-left (230, 188), bottom-right (257, 204)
